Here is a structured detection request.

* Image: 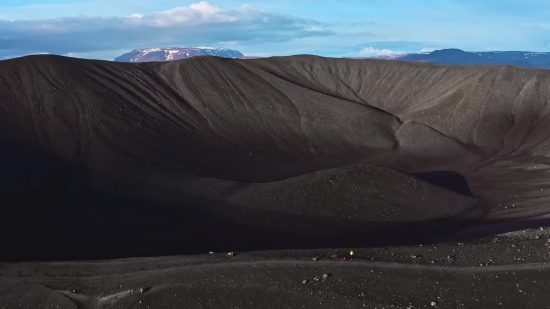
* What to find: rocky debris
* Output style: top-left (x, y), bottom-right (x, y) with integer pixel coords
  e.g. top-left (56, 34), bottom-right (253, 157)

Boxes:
top-left (308, 274), bottom-right (330, 282)
top-left (139, 288), bottom-right (144, 294)
top-left (209, 251), bottom-right (214, 254)
top-left (228, 252), bottom-right (234, 256)
top-left (312, 257), bottom-right (319, 261)
top-left (431, 301), bottom-right (438, 306)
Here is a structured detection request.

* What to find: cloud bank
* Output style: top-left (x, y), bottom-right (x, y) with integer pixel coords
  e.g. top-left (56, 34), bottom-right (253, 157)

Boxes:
top-left (358, 47), bottom-right (396, 57)
top-left (0, 1), bottom-right (334, 59)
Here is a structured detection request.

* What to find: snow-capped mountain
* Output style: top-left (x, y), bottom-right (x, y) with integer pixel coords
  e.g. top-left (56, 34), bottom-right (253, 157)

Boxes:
top-left (375, 48), bottom-right (550, 69)
top-left (114, 47), bottom-right (245, 62)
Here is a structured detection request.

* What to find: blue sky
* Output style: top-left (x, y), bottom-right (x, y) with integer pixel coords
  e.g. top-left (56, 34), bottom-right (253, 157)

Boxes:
top-left (0, 0), bottom-right (549, 60)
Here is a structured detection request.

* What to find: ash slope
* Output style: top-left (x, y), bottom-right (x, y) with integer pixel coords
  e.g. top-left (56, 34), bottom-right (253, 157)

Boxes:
top-left (1, 55), bottom-right (550, 259)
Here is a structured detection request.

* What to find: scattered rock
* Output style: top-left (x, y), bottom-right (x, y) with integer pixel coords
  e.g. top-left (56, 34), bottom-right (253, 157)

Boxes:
top-left (139, 288), bottom-right (144, 294)
top-left (313, 277), bottom-right (320, 281)
top-left (312, 257), bottom-right (319, 261)
top-left (322, 273), bottom-right (329, 279)
top-left (431, 301), bottom-right (437, 306)
top-left (302, 280), bottom-right (308, 284)
top-left (209, 251), bottom-right (214, 254)
top-left (228, 252), bottom-right (234, 256)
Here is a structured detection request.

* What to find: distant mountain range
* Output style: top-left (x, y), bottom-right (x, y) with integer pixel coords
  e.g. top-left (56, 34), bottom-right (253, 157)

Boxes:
top-left (373, 48), bottom-right (550, 70)
top-left (114, 47), bottom-right (245, 62)
top-left (114, 47), bottom-right (550, 70)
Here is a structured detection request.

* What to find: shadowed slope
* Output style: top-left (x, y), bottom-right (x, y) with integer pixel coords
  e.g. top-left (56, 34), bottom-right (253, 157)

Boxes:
top-left (0, 140), bottom-right (484, 260)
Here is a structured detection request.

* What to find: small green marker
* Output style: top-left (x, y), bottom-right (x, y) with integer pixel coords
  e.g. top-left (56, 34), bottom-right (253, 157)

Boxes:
top-left (350, 250), bottom-right (354, 256)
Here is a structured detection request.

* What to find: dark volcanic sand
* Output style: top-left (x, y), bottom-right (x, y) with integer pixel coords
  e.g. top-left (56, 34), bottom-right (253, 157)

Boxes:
top-left (1, 229), bottom-right (550, 308)
top-left (1, 55), bottom-right (550, 307)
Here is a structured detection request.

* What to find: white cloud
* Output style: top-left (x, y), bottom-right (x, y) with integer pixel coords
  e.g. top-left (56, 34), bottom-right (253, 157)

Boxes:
top-left (419, 47), bottom-right (436, 53)
top-left (243, 52), bottom-right (275, 57)
top-left (358, 47), bottom-right (396, 56)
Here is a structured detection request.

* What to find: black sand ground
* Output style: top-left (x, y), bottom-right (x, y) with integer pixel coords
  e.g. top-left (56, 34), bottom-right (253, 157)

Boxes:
top-left (2, 228), bottom-right (550, 309)
top-left (1, 55), bottom-right (550, 307)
